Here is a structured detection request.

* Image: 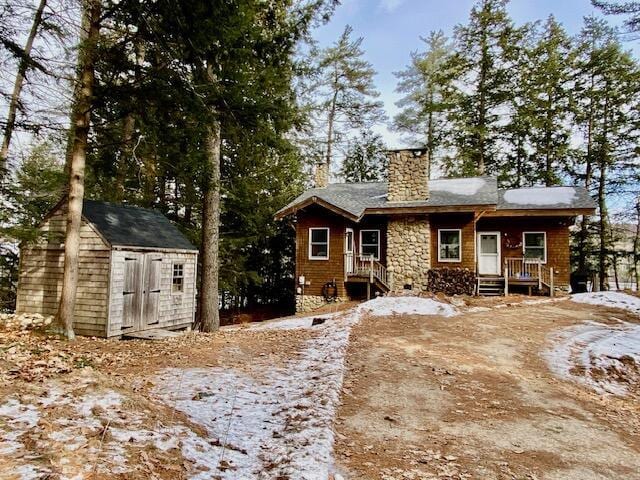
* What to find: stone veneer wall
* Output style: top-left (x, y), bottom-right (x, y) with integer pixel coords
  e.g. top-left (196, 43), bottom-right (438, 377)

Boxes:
top-left (295, 294), bottom-right (346, 313)
top-left (314, 162), bottom-right (329, 188)
top-left (387, 150), bottom-right (429, 202)
top-left (387, 216), bottom-right (431, 293)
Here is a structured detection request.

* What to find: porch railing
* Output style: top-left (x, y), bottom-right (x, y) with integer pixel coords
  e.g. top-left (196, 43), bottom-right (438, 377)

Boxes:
top-left (344, 253), bottom-right (389, 287)
top-left (504, 257), bottom-right (554, 297)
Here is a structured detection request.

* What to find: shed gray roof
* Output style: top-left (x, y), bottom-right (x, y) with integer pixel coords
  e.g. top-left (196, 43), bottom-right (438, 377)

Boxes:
top-left (82, 200), bottom-right (197, 251)
top-left (275, 177), bottom-right (596, 221)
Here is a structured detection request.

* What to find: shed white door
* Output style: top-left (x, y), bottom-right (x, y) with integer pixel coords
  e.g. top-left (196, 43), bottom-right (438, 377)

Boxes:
top-left (477, 232), bottom-right (501, 276)
top-left (142, 255), bottom-right (162, 326)
top-left (122, 254), bottom-right (143, 329)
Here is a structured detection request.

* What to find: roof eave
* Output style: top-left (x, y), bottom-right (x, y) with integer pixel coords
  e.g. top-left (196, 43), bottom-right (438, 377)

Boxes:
top-left (489, 207), bottom-right (596, 217)
top-left (274, 196), bottom-right (360, 222)
top-left (363, 204), bottom-right (497, 216)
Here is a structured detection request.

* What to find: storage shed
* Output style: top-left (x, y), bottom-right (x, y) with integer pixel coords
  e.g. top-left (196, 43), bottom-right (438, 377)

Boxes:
top-left (16, 199), bottom-right (198, 337)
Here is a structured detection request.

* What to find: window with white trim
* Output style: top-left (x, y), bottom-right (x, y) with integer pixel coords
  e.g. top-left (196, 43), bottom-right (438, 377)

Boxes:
top-left (523, 232), bottom-right (546, 263)
top-left (172, 263), bottom-right (184, 293)
top-left (438, 229), bottom-right (461, 262)
top-left (359, 230), bottom-right (380, 260)
top-left (309, 228), bottom-right (330, 260)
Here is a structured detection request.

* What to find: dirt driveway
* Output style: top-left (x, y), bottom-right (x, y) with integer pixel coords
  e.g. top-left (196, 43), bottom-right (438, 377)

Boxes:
top-left (334, 299), bottom-right (640, 480)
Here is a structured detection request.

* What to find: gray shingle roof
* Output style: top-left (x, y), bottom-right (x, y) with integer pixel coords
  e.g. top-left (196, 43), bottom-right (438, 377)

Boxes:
top-left (82, 200), bottom-right (197, 251)
top-left (497, 186), bottom-right (596, 210)
top-left (276, 177), bottom-right (596, 220)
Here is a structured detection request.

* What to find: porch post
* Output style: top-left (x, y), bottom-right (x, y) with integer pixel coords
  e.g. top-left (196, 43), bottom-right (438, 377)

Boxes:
top-left (504, 263), bottom-right (509, 296)
top-left (550, 268), bottom-right (554, 297)
top-left (537, 263), bottom-right (542, 290)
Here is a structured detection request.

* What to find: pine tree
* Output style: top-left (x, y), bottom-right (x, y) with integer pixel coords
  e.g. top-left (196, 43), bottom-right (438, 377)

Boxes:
top-left (312, 25), bottom-right (385, 176)
top-left (394, 30), bottom-right (452, 168)
top-left (500, 23), bottom-right (535, 187)
top-left (53, 0), bottom-right (101, 340)
top-left (340, 129), bottom-right (387, 182)
top-left (520, 16), bottom-right (575, 186)
top-left (0, 0), bottom-right (48, 172)
top-left (592, 0), bottom-right (640, 35)
top-left (442, 0), bottom-right (516, 176)
top-left (571, 17), bottom-right (640, 289)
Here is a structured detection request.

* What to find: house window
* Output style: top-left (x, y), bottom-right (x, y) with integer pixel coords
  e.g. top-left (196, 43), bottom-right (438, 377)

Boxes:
top-left (172, 263), bottom-right (184, 293)
top-left (309, 228), bottom-right (330, 260)
top-left (438, 229), bottom-right (461, 262)
top-left (360, 230), bottom-right (381, 260)
top-left (523, 232), bottom-right (546, 263)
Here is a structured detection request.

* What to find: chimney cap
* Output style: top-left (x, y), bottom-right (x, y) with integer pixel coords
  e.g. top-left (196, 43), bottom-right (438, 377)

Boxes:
top-left (385, 147), bottom-right (428, 157)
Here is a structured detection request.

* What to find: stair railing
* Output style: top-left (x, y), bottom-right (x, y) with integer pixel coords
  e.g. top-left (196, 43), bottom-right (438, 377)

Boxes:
top-left (347, 254), bottom-right (389, 288)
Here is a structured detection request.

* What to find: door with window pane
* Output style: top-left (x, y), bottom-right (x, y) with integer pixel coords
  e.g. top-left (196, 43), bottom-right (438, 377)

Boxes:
top-left (477, 232), bottom-right (500, 275)
top-left (345, 228), bottom-right (355, 274)
top-left (360, 230), bottom-right (380, 260)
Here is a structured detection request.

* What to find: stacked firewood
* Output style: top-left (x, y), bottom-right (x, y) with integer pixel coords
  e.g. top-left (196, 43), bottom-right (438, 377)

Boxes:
top-left (427, 267), bottom-right (476, 296)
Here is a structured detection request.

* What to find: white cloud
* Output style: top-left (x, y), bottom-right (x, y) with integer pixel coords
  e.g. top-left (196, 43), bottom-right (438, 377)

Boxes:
top-left (379, 0), bottom-right (405, 12)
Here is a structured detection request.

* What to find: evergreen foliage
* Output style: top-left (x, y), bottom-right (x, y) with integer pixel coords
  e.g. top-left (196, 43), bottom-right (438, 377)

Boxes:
top-left (340, 129), bottom-right (387, 183)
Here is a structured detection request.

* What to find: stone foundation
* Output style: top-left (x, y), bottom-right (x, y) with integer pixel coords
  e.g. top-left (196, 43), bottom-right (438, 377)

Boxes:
top-left (387, 216), bottom-right (431, 293)
top-left (295, 294), bottom-right (346, 313)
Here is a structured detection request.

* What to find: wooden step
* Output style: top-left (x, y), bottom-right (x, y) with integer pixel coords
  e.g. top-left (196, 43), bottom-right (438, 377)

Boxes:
top-left (478, 277), bottom-right (505, 296)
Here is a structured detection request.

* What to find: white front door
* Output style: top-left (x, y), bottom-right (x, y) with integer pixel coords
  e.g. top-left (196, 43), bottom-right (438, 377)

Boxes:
top-left (345, 228), bottom-right (355, 274)
top-left (477, 232), bottom-right (501, 276)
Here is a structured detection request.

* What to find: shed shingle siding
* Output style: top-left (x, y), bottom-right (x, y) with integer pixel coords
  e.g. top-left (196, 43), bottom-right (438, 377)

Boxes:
top-left (16, 200), bottom-right (197, 337)
top-left (107, 250), bottom-right (196, 336)
top-left (16, 207), bottom-right (110, 337)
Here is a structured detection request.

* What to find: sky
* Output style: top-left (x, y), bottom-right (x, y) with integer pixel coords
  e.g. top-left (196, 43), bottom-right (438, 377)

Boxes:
top-left (311, 0), bottom-right (639, 147)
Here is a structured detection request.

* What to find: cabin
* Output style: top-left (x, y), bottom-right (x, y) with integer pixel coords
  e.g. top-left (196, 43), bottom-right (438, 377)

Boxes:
top-left (16, 199), bottom-right (198, 337)
top-left (275, 149), bottom-right (597, 312)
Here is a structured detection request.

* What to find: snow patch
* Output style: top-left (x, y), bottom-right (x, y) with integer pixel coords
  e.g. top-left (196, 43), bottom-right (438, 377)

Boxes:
top-left (503, 187), bottom-right (576, 206)
top-left (249, 311), bottom-right (343, 331)
top-left (153, 310), bottom-right (359, 479)
top-left (358, 296), bottom-right (458, 317)
top-left (431, 178), bottom-right (486, 196)
top-left (570, 291), bottom-right (640, 316)
top-left (544, 320), bottom-right (640, 395)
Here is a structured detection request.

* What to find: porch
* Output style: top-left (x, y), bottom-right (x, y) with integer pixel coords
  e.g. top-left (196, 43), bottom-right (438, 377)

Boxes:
top-left (477, 257), bottom-right (555, 297)
top-left (344, 253), bottom-right (390, 297)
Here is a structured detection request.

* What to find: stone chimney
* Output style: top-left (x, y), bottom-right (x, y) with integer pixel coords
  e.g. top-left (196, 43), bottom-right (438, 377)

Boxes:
top-left (387, 148), bottom-right (430, 202)
top-left (314, 161), bottom-right (329, 188)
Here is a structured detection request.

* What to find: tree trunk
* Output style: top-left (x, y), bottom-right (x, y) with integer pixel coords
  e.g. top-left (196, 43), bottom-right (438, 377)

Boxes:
top-left (597, 88), bottom-right (610, 292)
top-left (324, 70), bottom-right (339, 173)
top-left (634, 198), bottom-right (640, 291)
top-left (0, 0), bottom-right (47, 173)
top-left (51, 0), bottom-right (100, 340)
top-left (612, 250), bottom-right (620, 291)
top-left (577, 74), bottom-right (596, 273)
top-left (544, 92), bottom-right (553, 186)
top-left (115, 112), bottom-right (135, 201)
top-left (477, 22), bottom-right (488, 176)
top-left (198, 61), bottom-right (221, 332)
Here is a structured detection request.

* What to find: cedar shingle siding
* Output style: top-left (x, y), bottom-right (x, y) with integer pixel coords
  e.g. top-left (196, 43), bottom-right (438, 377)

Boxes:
top-left (477, 217), bottom-right (571, 286)
top-left (294, 209), bottom-right (575, 302)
